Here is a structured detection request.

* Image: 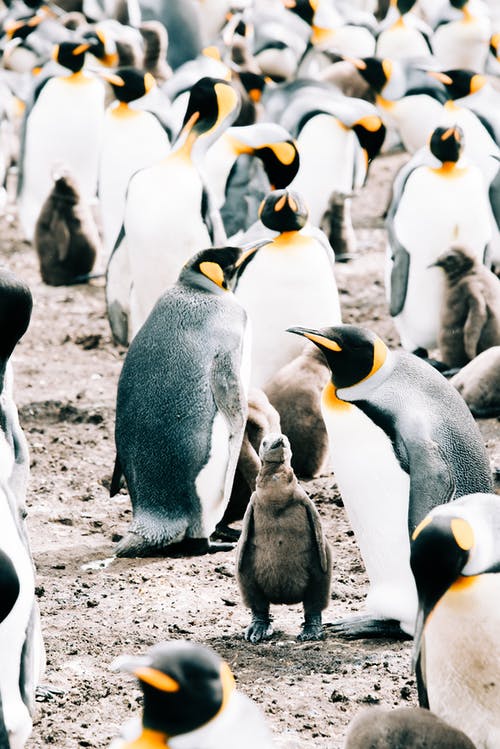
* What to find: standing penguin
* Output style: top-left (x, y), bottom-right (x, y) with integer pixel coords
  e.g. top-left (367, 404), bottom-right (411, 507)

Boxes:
top-left (287, 324), bottom-right (493, 638)
top-left (235, 189), bottom-right (342, 388)
top-left (111, 243), bottom-right (267, 557)
top-left (110, 640), bottom-right (274, 748)
top-left (34, 171), bottom-right (101, 286)
top-left (111, 76), bottom-right (241, 344)
top-left (98, 67), bottom-right (171, 258)
top-left (17, 41), bottom-right (105, 241)
top-left (411, 492), bottom-right (500, 748)
top-left (432, 245), bottom-right (500, 368)
top-left (236, 433), bottom-right (332, 642)
top-left (387, 125), bottom-right (492, 355)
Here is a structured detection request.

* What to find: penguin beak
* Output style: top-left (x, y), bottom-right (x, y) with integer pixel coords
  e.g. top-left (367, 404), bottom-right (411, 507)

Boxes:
top-left (111, 655), bottom-right (181, 692)
top-left (342, 56), bottom-right (367, 71)
top-left (233, 239), bottom-right (272, 278)
top-left (287, 327), bottom-right (342, 352)
top-left (99, 72), bottom-right (125, 86)
top-left (427, 70), bottom-right (453, 85)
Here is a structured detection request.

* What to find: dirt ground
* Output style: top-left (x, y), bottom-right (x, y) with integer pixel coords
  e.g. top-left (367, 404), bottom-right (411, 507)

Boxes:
top-left (2, 151), bottom-right (498, 749)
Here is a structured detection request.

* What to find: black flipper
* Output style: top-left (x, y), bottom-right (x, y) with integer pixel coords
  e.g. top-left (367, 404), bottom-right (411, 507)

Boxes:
top-left (325, 614), bottom-right (412, 640)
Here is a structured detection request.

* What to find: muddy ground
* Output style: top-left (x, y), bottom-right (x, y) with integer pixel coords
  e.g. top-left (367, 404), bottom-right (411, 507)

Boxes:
top-left (2, 151), bottom-right (498, 749)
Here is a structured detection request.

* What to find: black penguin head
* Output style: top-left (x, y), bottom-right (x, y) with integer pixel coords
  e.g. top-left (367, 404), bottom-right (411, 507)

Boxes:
top-left (253, 138), bottom-right (300, 189)
top-left (238, 71), bottom-right (268, 103)
top-left (113, 641), bottom-right (235, 737)
top-left (491, 33), bottom-right (500, 59)
top-left (432, 245), bottom-right (476, 280)
top-left (259, 190), bottom-right (308, 232)
top-left (429, 125), bottom-right (463, 163)
top-left (259, 433), bottom-right (292, 465)
top-left (284, 0), bottom-right (316, 25)
top-left (178, 77), bottom-right (241, 144)
top-left (0, 269), bottom-right (32, 370)
top-left (396, 0), bottom-right (417, 13)
top-left (410, 513), bottom-right (473, 665)
top-left (52, 41), bottom-right (90, 72)
top-left (450, 0), bottom-right (468, 8)
top-left (82, 28), bottom-right (118, 67)
top-left (286, 324), bottom-right (388, 389)
top-left (428, 68), bottom-right (486, 99)
top-left (50, 171), bottom-right (79, 203)
top-left (178, 242), bottom-right (269, 293)
top-left (344, 57), bottom-right (393, 93)
top-left (0, 549), bottom-right (20, 623)
top-left (4, 13), bottom-right (43, 41)
top-left (101, 67), bottom-right (155, 102)
top-left (352, 115), bottom-right (386, 162)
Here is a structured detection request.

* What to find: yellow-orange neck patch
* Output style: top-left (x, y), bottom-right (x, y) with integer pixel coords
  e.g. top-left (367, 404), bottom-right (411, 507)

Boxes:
top-left (322, 380), bottom-right (351, 411)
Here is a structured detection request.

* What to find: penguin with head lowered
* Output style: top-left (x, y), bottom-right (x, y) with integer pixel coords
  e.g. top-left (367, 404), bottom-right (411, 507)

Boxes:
top-left (287, 323), bottom-right (493, 639)
top-left (110, 640), bottom-right (274, 748)
top-left (111, 242), bottom-right (268, 557)
top-left (411, 492), bottom-right (500, 748)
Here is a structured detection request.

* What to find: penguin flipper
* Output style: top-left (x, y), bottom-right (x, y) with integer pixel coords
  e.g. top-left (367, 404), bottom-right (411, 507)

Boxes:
top-left (110, 454), bottom-right (124, 497)
top-left (388, 240), bottom-right (410, 317)
top-left (304, 500), bottom-right (329, 574)
top-left (106, 233), bottom-right (131, 347)
top-left (415, 652), bottom-right (429, 708)
top-left (463, 291), bottom-right (487, 361)
top-left (236, 501), bottom-right (254, 575)
top-left (51, 217), bottom-right (71, 263)
top-left (201, 184), bottom-right (227, 246)
top-left (488, 167), bottom-right (500, 235)
top-left (407, 440), bottom-right (455, 533)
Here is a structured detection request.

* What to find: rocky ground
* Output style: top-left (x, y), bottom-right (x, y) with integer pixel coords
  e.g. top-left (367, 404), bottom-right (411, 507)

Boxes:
top-left (2, 151), bottom-right (497, 749)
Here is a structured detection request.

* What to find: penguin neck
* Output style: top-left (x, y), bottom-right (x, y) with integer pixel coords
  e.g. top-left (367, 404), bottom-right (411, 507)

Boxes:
top-left (461, 4), bottom-right (474, 23)
top-left (375, 94), bottom-right (396, 112)
top-left (444, 99), bottom-right (459, 112)
top-left (272, 230), bottom-right (303, 248)
top-left (432, 161), bottom-right (462, 177)
top-left (335, 345), bottom-right (395, 402)
top-left (111, 101), bottom-right (139, 118)
top-left (170, 130), bottom-right (197, 164)
top-left (66, 70), bottom-right (90, 84)
top-left (126, 727), bottom-right (170, 747)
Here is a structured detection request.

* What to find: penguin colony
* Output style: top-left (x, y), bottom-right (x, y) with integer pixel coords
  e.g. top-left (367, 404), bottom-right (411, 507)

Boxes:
top-left (0, 0), bottom-right (498, 747)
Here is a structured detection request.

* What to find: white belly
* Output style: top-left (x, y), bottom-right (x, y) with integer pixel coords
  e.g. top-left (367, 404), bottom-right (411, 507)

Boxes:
top-left (323, 400), bottom-right (416, 632)
top-left (235, 234), bottom-right (341, 388)
top-left (379, 96), bottom-right (444, 154)
top-left (392, 165), bottom-right (491, 351)
top-left (195, 413), bottom-right (230, 538)
top-left (424, 574), bottom-right (500, 748)
top-left (432, 16), bottom-right (491, 72)
top-left (376, 26), bottom-right (431, 60)
top-left (98, 108), bottom-right (170, 257)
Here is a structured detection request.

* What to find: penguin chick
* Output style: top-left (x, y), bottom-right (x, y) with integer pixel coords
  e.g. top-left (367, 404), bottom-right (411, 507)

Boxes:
top-left (432, 245), bottom-right (500, 368)
top-left (111, 640), bottom-right (274, 749)
top-left (218, 388), bottom-right (281, 534)
top-left (265, 343), bottom-right (330, 479)
top-left (344, 706), bottom-right (476, 749)
top-left (450, 346), bottom-right (500, 418)
top-left (320, 190), bottom-right (357, 262)
top-left (236, 433), bottom-right (332, 643)
top-left (34, 172), bottom-right (101, 286)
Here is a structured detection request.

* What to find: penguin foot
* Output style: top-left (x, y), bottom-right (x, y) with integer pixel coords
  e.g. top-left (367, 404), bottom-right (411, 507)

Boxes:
top-left (334, 252), bottom-right (356, 263)
top-left (212, 523), bottom-right (241, 542)
top-left (324, 615), bottom-right (412, 641)
top-left (115, 534), bottom-right (235, 558)
top-left (35, 685), bottom-right (65, 702)
top-left (114, 532), bottom-right (158, 558)
top-left (297, 621), bottom-right (324, 641)
top-left (245, 615), bottom-right (274, 644)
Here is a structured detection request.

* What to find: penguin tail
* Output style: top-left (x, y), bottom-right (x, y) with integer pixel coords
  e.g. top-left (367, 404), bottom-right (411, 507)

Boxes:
top-left (110, 456), bottom-right (124, 497)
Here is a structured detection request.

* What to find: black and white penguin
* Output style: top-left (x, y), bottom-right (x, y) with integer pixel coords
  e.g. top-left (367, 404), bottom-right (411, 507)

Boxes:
top-left (345, 706), bottom-right (476, 748)
top-left (387, 125), bottom-right (492, 355)
top-left (34, 171), bottom-right (101, 285)
top-left (109, 76), bottom-right (241, 345)
top-left (375, 0), bottom-right (433, 60)
top-left (17, 41), bottom-right (106, 241)
top-left (287, 323), bottom-right (493, 638)
top-left (411, 491), bottom-right (500, 747)
top-left (98, 67), bottom-right (171, 257)
top-left (110, 640), bottom-right (274, 748)
top-left (431, 0), bottom-right (491, 72)
top-left (235, 189), bottom-right (342, 388)
top-left (111, 243), bottom-right (268, 557)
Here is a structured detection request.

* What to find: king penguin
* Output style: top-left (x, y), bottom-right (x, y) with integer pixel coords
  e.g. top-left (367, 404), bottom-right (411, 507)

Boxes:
top-left (411, 492), bottom-right (500, 748)
top-left (235, 189), bottom-right (342, 388)
top-left (111, 242), bottom-right (268, 557)
top-left (109, 640), bottom-right (274, 748)
top-left (98, 67), bottom-right (171, 258)
top-left (287, 323), bottom-right (493, 638)
top-left (387, 124), bottom-right (492, 355)
top-left (17, 41), bottom-right (106, 241)
top-left (108, 76), bottom-right (241, 345)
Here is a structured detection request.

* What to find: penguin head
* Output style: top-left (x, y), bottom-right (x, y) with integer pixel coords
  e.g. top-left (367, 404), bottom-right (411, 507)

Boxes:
top-left (450, 0), bottom-right (468, 8)
top-left (259, 433), bottom-right (292, 465)
top-left (352, 115), bottom-right (386, 163)
top-left (0, 548), bottom-right (20, 623)
top-left (429, 125), bottom-right (463, 164)
top-left (228, 123), bottom-right (300, 189)
top-left (396, 0), bottom-right (417, 13)
top-left (4, 13), bottom-right (43, 41)
top-left (0, 269), bottom-right (32, 369)
top-left (50, 170), bottom-right (79, 204)
top-left (410, 512), bottom-right (474, 664)
top-left (100, 67), bottom-right (155, 102)
top-left (177, 77), bottom-right (241, 152)
top-left (237, 72), bottom-right (269, 104)
top-left (178, 242), bottom-right (269, 293)
top-left (52, 41), bottom-right (90, 72)
top-left (82, 28), bottom-right (118, 67)
top-left (431, 245), bottom-right (476, 281)
top-left (259, 189), bottom-right (308, 232)
top-left (112, 641), bottom-right (235, 738)
top-left (427, 69), bottom-right (486, 100)
top-left (284, 0), bottom-right (316, 25)
top-left (286, 324), bottom-right (388, 390)
top-left (343, 57), bottom-right (393, 94)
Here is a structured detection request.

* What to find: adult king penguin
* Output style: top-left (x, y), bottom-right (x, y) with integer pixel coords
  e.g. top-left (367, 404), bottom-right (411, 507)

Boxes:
top-left (17, 41), bottom-right (105, 242)
top-left (111, 243), bottom-right (268, 558)
top-left (110, 640), bottom-right (274, 748)
top-left (411, 492), bottom-right (500, 748)
top-left (387, 124), bottom-right (492, 355)
top-left (107, 76), bottom-right (241, 345)
top-left (287, 323), bottom-right (493, 638)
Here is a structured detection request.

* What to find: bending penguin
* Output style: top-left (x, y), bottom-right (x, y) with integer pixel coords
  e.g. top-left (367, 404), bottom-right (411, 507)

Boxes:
top-left (110, 640), bottom-right (274, 748)
top-left (411, 492), bottom-right (500, 748)
top-left (287, 323), bottom-right (493, 639)
top-left (111, 242), bottom-right (268, 557)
